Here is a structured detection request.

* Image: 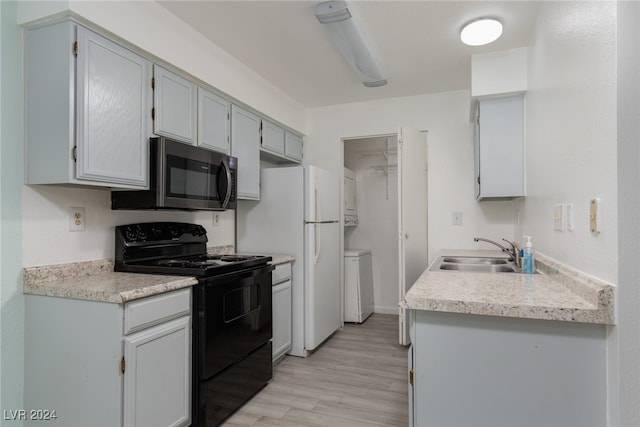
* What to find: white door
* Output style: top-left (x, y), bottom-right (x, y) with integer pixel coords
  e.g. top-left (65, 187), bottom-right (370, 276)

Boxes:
top-left (123, 316), bottom-right (191, 427)
top-left (398, 127), bottom-right (428, 345)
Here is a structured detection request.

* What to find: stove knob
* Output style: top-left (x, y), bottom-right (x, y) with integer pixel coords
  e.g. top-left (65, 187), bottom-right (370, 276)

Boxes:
top-left (124, 227), bottom-right (137, 242)
top-left (135, 225), bottom-right (147, 241)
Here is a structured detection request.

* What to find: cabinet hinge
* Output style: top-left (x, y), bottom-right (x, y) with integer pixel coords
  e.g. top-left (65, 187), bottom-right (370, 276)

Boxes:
top-left (72, 146), bottom-right (77, 162)
top-left (151, 77), bottom-right (155, 90)
top-left (151, 107), bottom-right (155, 121)
top-left (477, 176), bottom-right (481, 185)
top-left (409, 369), bottom-right (414, 386)
top-left (120, 357), bottom-right (126, 374)
top-left (72, 41), bottom-right (78, 57)
top-left (476, 115), bottom-right (480, 125)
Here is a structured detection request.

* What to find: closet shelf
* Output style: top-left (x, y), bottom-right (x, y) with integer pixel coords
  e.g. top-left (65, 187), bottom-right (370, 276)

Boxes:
top-left (371, 164), bottom-right (398, 176)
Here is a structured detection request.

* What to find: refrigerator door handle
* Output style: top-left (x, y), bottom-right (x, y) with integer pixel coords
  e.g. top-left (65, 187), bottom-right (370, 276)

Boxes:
top-left (315, 181), bottom-right (322, 222)
top-left (315, 223), bottom-right (321, 265)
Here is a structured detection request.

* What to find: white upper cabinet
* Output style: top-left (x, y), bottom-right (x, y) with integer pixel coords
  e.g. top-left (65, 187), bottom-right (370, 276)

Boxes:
top-left (475, 94), bottom-right (525, 199)
top-left (25, 20), bottom-right (150, 188)
top-left (153, 65), bottom-right (197, 145)
top-left (285, 131), bottom-right (303, 163)
top-left (231, 105), bottom-right (261, 200)
top-left (197, 88), bottom-right (230, 154)
top-left (261, 119), bottom-right (285, 156)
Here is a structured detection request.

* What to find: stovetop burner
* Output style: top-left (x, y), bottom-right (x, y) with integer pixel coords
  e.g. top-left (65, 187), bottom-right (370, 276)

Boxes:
top-left (148, 254), bottom-right (263, 269)
top-left (114, 222), bottom-right (271, 278)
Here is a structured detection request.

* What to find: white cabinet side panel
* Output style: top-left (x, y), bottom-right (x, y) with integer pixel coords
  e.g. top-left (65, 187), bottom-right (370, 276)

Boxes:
top-left (24, 295), bottom-right (123, 427)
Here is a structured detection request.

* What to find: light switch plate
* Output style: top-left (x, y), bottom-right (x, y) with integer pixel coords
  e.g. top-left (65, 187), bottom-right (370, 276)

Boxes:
top-left (553, 204), bottom-right (564, 231)
top-left (452, 211), bottom-right (463, 226)
top-left (564, 203), bottom-right (574, 231)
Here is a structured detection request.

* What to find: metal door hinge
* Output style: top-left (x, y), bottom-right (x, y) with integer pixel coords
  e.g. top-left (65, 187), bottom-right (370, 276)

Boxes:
top-left (151, 108), bottom-right (155, 121)
top-left (72, 146), bottom-right (77, 162)
top-left (151, 77), bottom-right (155, 90)
top-left (409, 369), bottom-right (414, 385)
top-left (120, 357), bottom-right (126, 374)
top-left (72, 41), bottom-right (78, 57)
top-left (477, 176), bottom-right (481, 185)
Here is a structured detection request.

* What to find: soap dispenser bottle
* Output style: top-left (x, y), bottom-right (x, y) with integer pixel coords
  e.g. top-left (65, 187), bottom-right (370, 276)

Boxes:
top-left (522, 236), bottom-right (535, 274)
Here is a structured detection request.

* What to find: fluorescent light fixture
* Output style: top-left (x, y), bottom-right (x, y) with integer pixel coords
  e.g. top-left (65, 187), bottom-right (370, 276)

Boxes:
top-left (315, 0), bottom-right (387, 87)
top-left (460, 18), bottom-right (503, 46)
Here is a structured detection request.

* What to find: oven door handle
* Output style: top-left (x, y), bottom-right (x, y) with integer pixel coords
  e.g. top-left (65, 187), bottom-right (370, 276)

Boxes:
top-left (220, 159), bottom-right (232, 209)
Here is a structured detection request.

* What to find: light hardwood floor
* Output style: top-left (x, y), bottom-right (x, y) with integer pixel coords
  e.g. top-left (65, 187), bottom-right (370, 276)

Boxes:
top-left (223, 314), bottom-right (409, 426)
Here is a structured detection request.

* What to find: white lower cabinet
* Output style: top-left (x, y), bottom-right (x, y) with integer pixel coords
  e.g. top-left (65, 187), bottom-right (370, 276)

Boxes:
top-left (272, 263), bottom-right (292, 362)
top-left (24, 288), bottom-right (192, 427)
top-left (410, 310), bottom-right (606, 427)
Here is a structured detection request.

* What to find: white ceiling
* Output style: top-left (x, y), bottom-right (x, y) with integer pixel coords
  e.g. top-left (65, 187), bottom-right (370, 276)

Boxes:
top-left (158, 1), bottom-right (542, 108)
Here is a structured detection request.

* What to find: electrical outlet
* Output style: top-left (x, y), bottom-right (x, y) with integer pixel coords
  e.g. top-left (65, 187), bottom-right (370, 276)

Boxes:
top-left (553, 204), bottom-right (564, 231)
top-left (69, 207), bottom-right (86, 232)
top-left (213, 213), bottom-right (221, 227)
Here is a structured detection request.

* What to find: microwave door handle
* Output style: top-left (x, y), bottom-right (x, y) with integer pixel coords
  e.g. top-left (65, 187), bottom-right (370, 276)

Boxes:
top-left (221, 159), bottom-right (232, 208)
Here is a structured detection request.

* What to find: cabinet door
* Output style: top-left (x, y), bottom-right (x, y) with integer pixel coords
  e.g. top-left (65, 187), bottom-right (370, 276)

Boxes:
top-left (198, 88), bottom-right (230, 154)
top-left (231, 105), bottom-right (261, 199)
top-left (284, 131), bottom-right (303, 162)
top-left (261, 119), bottom-right (285, 156)
top-left (272, 280), bottom-right (292, 361)
top-left (75, 27), bottom-right (150, 187)
top-left (476, 95), bottom-right (524, 199)
top-left (153, 65), bottom-right (197, 145)
top-left (123, 316), bottom-right (191, 427)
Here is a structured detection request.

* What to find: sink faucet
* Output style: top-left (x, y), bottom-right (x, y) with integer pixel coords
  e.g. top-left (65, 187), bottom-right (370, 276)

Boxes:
top-left (473, 237), bottom-right (522, 269)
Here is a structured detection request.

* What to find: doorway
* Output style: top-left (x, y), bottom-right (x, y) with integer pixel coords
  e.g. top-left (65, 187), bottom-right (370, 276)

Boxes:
top-left (342, 128), bottom-right (428, 345)
top-left (343, 135), bottom-right (400, 316)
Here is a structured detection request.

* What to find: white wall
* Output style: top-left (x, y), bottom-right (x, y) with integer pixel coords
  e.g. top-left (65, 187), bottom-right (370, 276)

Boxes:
top-left (21, 186), bottom-right (235, 266)
top-left (307, 90), bottom-right (518, 262)
top-left (518, 2), bottom-right (622, 424)
top-left (517, 1), bottom-right (617, 283)
top-left (344, 137), bottom-right (399, 314)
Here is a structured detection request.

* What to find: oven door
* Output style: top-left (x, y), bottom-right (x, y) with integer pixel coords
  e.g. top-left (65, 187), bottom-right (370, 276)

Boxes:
top-left (199, 265), bottom-right (273, 379)
top-left (158, 137), bottom-right (237, 210)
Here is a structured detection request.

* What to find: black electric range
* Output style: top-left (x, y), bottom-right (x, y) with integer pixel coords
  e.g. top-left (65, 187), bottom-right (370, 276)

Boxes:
top-left (114, 222), bottom-right (273, 427)
top-left (114, 222), bottom-right (271, 277)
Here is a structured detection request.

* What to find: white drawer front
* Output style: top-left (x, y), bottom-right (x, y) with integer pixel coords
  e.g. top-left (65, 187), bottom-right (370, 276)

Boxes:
top-left (272, 263), bottom-right (291, 285)
top-left (124, 288), bottom-right (191, 335)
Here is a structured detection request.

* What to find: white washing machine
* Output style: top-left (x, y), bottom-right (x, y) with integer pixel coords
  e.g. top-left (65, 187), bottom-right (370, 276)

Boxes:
top-left (344, 249), bottom-right (374, 323)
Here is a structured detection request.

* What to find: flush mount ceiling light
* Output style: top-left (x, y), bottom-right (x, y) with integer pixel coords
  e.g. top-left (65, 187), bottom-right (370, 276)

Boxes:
top-left (315, 0), bottom-right (387, 87)
top-left (460, 18), bottom-right (503, 46)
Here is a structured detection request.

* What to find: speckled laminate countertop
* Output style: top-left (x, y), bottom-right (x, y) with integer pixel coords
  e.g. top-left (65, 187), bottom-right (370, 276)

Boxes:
top-left (23, 247), bottom-right (295, 304)
top-left (269, 254), bottom-right (296, 266)
top-left (401, 250), bottom-right (615, 325)
top-left (23, 259), bottom-right (197, 304)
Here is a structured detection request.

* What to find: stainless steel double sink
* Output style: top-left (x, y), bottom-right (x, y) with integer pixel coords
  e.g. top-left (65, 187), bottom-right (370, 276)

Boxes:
top-left (431, 256), bottom-right (520, 273)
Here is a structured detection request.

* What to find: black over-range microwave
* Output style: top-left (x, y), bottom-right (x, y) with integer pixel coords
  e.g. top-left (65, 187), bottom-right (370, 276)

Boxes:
top-left (111, 137), bottom-right (237, 211)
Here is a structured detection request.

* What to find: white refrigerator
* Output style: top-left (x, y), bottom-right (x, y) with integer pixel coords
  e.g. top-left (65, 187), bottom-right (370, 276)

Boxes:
top-left (237, 165), bottom-right (340, 357)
